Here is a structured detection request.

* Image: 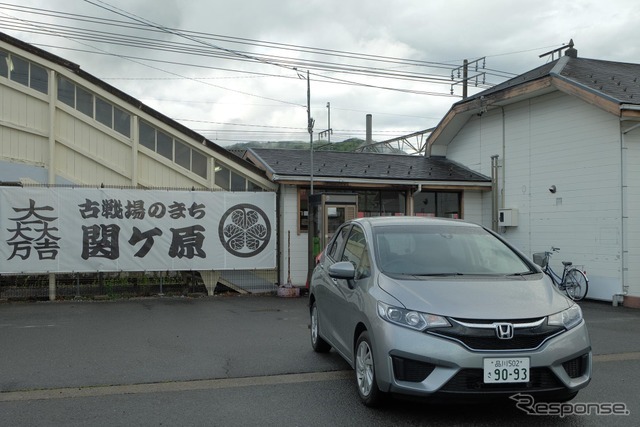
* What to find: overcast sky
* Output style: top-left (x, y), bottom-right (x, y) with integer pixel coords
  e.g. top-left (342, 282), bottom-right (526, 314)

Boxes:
top-left (1, 0), bottom-right (639, 147)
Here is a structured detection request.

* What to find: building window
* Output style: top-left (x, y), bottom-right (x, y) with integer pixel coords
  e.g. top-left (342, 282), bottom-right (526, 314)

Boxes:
top-left (0, 50), bottom-right (48, 94)
top-left (298, 188), bottom-right (408, 232)
top-left (414, 191), bottom-right (461, 218)
top-left (57, 76), bottom-right (75, 107)
top-left (139, 120), bottom-right (156, 150)
top-left (231, 171), bottom-right (246, 191)
top-left (76, 86), bottom-right (93, 117)
top-left (175, 140), bottom-right (190, 170)
top-left (57, 76), bottom-right (130, 137)
top-left (247, 180), bottom-right (262, 191)
top-left (9, 55), bottom-right (29, 86)
top-left (96, 97), bottom-right (113, 128)
top-left (357, 190), bottom-right (405, 217)
top-left (191, 151), bottom-right (207, 179)
top-left (30, 64), bottom-right (48, 94)
top-left (214, 165), bottom-right (251, 191)
top-left (156, 130), bottom-right (173, 160)
top-left (139, 120), bottom-right (209, 180)
top-left (0, 50), bottom-right (8, 78)
top-left (114, 106), bottom-right (131, 137)
top-left (215, 165), bottom-right (230, 190)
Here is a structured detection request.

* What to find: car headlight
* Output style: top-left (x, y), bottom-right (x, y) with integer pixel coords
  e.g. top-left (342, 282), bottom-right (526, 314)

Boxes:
top-left (377, 301), bottom-right (450, 331)
top-left (548, 304), bottom-right (583, 330)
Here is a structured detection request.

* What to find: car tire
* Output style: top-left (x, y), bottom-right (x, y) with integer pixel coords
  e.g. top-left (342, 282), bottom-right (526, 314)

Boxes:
top-left (310, 301), bottom-right (331, 353)
top-left (355, 331), bottom-right (384, 407)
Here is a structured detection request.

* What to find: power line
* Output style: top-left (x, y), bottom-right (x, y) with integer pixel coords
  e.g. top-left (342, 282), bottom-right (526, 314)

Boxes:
top-left (0, 2), bottom-right (484, 92)
top-left (0, 1), bottom-right (533, 143)
top-left (0, 1), bottom-right (543, 99)
top-left (0, 2), bottom-right (469, 70)
top-left (0, 17), bottom-right (464, 89)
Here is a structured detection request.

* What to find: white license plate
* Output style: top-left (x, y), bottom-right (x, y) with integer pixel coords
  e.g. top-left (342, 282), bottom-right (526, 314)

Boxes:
top-left (483, 357), bottom-right (530, 383)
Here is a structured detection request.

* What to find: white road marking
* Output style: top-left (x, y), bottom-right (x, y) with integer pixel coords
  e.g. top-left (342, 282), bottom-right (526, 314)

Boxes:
top-left (0, 370), bottom-right (353, 402)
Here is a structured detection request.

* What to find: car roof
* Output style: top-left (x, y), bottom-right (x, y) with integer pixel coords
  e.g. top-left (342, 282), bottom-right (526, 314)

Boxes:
top-left (351, 216), bottom-right (481, 229)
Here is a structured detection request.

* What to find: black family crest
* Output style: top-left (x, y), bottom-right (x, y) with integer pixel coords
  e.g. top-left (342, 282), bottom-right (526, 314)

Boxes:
top-left (218, 204), bottom-right (271, 258)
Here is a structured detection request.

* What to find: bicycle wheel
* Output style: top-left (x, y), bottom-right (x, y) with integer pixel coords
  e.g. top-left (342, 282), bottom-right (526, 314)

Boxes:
top-left (564, 269), bottom-right (589, 301)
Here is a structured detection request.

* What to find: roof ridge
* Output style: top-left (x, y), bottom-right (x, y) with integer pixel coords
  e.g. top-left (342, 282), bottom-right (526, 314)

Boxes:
top-left (549, 55), bottom-right (571, 76)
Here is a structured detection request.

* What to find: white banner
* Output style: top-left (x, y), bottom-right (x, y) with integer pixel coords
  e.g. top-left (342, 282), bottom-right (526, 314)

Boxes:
top-left (0, 187), bottom-right (276, 273)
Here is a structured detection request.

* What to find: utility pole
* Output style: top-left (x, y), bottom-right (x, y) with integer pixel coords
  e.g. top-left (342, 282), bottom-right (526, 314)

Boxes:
top-left (462, 59), bottom-right (468, 99)
top-left (327, 102), bottom-right (331, 144)
top-left (307, 70), bottom-right (315, 195)
top-left (450, 58), bottom-right (485, 99)
top-left (306, 70), bottom-right (316, 291)
top-left (319, 102), bottom-right (332, 144)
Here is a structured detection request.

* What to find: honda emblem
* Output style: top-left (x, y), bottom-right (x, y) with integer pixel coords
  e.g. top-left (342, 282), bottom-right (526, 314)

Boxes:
top-left (494, 323), bottom-right (514, 340)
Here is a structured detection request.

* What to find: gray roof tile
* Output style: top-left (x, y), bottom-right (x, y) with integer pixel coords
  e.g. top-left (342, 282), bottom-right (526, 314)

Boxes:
top-left (464, 55), bottom-right (640, 105)
top-left (247, 148), bottom-right (490, 182)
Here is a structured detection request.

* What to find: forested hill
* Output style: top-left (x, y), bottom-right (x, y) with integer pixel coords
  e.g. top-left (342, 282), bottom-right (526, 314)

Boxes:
top-left (225, 138), bottom-right (365, 152)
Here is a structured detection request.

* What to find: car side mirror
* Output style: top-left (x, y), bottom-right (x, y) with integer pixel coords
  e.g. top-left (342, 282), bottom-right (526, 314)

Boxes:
top-left (328, 261), bottom-right (356, 279)
top-left (328, 261), bottom-right (356, 289)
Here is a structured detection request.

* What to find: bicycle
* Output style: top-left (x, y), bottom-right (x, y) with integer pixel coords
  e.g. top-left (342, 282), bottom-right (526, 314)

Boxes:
top-left (533, 247), bottom-right (589, 301)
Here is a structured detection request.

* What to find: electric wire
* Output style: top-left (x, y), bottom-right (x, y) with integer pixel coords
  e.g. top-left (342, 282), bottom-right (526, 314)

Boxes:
top-left (0, 2), bottom-right (504, 90)
top-left (0, 1), bottom-right (535, 143)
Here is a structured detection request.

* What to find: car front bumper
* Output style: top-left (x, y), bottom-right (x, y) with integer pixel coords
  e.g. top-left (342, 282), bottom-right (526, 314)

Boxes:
top-left (371, 318), bottom-right (592, 399)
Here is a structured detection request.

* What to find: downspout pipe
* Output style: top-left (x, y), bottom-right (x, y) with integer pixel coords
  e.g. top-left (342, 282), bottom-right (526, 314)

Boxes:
top-left (491, 155), bottom-right (499, 232)
top-left (617, 123), bottom-right (638, 304)
top-left (501, 107), bottom-right (506, 210)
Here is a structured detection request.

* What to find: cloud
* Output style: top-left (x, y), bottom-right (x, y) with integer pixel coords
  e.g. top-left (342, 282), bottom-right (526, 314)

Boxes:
top-left (3, 0), bottom-right (640, 146)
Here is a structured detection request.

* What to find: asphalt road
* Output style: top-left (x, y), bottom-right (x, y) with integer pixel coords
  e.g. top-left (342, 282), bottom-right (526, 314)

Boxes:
top-left (0, 295), bottom-right (638, 426)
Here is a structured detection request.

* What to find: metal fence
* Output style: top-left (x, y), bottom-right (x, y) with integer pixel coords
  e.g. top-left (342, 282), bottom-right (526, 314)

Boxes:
top-left (0, 269), bottom-right (279, 301)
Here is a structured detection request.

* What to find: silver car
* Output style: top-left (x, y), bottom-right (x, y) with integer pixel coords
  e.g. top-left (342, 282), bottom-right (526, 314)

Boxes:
top-left (309, 217), bottom-right (591, 407)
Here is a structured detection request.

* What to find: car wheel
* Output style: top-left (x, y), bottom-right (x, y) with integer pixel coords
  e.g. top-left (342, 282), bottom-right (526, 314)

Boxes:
top-left (355, 331), bottom-right (384, 407)
top-left (310, 301), bottom-right (331, 353)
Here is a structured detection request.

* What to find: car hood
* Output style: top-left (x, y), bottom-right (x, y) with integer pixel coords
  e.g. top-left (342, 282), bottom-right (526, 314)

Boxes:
top-left (377, 273), bottom-right (571, 319)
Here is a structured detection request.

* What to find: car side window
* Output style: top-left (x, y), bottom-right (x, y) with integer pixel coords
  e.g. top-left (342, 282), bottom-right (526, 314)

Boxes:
top-left (327, 224), bottom-right (351, 261)
top-left (342, 226), bottom-right (371, 280)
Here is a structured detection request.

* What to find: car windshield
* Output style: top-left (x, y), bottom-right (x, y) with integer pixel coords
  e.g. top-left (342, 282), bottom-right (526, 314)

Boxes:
top-left (373, 224), bottom-right (532, 276)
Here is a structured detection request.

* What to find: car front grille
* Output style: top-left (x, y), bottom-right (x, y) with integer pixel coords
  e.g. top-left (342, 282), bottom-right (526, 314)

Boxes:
top-left (392, 356), bottom-right (436, 382)
top-left (440, 368), bottom-right (564, 393)
top-left (428, 317), bottom-right (564, 351)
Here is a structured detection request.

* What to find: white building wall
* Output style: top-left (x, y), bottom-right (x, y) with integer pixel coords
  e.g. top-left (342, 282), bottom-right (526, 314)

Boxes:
top-left (55, 109), bottom-right (131, 185)
top-left (461, 190), bottom-right (485, 225)
top-left (446, 91), bottom-right (623, 301)
top-left (446, 110), bottom-right (504, 178)
top-left (446, 109), bottom-right (503, 230)
top-left (137, 152), bottom-right (205, 189)
top-left (0, 83), bottom-right (49, 167)
top-left (279, 185), bottom-right (309, 286)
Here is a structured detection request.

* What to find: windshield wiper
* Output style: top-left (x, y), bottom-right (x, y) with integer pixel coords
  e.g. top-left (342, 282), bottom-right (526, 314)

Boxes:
top-left (507, 271), bottom-right (538, 277)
